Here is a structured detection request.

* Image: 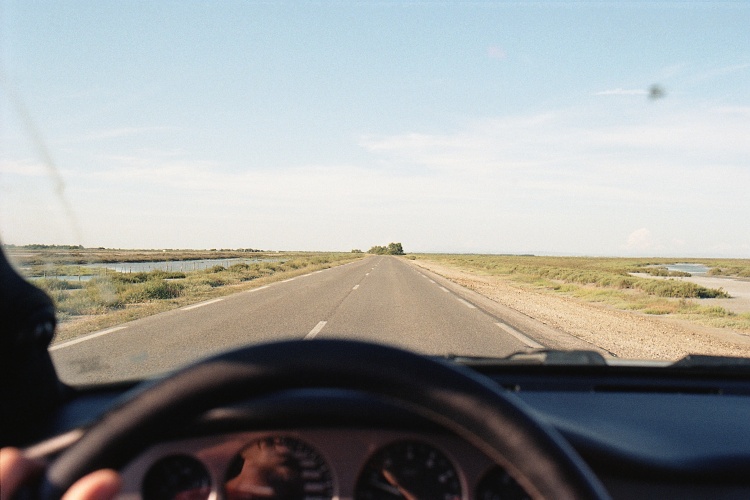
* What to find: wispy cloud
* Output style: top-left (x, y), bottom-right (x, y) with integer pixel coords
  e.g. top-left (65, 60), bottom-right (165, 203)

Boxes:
top-left (6, 105), bottom-right (749, 254)
top-left (626, 228), bottom-right (661, 252)
top-left (595, 88), bottom-right (648, 96)
top-left (691, 62), bottom-right (750, 83)
top-left (66, 126), bottom-right (173, 144)
top-left (487, 45), bottom-right (507, 60)
top-left (0, 158), bottom-right (48, 176)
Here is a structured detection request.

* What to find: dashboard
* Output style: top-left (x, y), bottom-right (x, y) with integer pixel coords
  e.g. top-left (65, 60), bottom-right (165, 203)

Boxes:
top-left (23, 364), bottom-right (750, 500)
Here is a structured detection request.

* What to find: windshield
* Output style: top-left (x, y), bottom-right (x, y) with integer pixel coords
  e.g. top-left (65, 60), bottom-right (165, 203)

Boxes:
top-left (1, 1), bottom-right (749, 385)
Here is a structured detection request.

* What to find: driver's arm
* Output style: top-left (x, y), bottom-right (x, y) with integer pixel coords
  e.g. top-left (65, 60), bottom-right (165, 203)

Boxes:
top-left (0, 447), bottom-right (120, 500)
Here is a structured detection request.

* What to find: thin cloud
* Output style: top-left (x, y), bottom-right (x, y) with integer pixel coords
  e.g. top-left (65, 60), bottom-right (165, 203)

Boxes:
top-left (487, 45), bottom-right (507, 60)
top-left (596, 88), bottom-right (648, 96)
top-left (626, 228), bottom-right (659, 251)
top-left (0, 159), bottom-right (48, 176)
top-left (692, 62), bottom-right (750, 83)
top-left (70, 126), bottom-right (173, 143)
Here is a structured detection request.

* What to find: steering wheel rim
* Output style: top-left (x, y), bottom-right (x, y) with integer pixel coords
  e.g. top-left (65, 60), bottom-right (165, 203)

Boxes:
top-left (43, 339), bottom-right (609, 500)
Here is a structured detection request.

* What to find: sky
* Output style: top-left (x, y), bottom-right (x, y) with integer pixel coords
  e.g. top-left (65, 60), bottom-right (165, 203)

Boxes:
top-left (1, 1), bottom-right (748, 256)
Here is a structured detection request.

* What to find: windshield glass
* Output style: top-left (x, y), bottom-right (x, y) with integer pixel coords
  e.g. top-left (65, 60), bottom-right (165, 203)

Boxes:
top-left (2, 1), bottom-right (749, 385)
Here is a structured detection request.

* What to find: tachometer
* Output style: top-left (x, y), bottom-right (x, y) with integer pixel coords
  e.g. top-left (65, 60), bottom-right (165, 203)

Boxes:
top-left (224, 436), bottom-right (334, 500)
top-left (354, 440), bottom-right (462, 500)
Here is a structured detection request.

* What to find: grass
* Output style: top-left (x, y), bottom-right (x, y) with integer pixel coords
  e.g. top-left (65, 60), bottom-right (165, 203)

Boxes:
top-left (31, 252), bottom-right (365, 342)
top-left (708, 261), bottom-right (750, 278)
top-left (411, 254), bottom-right (750, 332)
top-left (7, 247), bottom-right (271, 267)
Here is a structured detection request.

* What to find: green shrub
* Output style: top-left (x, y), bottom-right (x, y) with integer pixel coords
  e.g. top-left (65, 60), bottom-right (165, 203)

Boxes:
top-left (110, 272), bottom-right (151, 283)
top-left (199, 277), bottom-right (226, 288)
top-left (110, 270), bottom-right (186, 283)
top-left (142, 280), bottom-right (184, 299)
top-left (35, 277), bottom-right (82, 291)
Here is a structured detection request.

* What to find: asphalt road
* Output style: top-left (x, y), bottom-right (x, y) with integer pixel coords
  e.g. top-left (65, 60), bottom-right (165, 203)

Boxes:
top-left (50, 256), bottom-right (552, 384)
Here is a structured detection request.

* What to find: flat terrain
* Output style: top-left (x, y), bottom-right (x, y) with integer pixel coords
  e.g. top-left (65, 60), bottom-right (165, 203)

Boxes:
top-left (51, 256), bottom-right (594, 385)
top-left (415, 259), bottom-right (750, 361)
top-left (632, 273), bottom-right (750, 314)
top-left (10, 249), bottom-right (361, 340)
top-left (45, 253), bottom-right (750, 385)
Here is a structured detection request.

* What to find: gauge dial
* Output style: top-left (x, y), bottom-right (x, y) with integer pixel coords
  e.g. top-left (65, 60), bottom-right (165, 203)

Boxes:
top-left (224, 436), bottom-right (334, 500)
top-left (355, 440), bottom-right (462, 500)
top-left (142, 454), bottom-right (211, 500)
top-left (475, 466), bottom-right (530, 500)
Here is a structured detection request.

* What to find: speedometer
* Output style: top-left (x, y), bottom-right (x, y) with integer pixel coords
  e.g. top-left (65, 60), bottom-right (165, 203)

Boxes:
top-left (354, 440), bottom-right (463, 500)
top-left (224, 436), bottom-right (335, 500)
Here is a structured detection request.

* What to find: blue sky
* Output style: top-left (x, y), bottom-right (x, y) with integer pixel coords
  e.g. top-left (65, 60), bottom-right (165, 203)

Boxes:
top-left (1, 1), bottom-right (748, 256)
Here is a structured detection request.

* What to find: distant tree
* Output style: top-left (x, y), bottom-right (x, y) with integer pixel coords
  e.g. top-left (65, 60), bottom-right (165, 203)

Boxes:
top-left (351, 249), bottom-right (363, 253)
top-left (367, 242), bottom-right (405, 255)
top-left (387, 242), bottom-right (404, 255)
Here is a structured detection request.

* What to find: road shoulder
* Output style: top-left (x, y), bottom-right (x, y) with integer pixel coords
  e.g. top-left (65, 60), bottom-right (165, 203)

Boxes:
top-left (412, 259), bottom-right (750, 361)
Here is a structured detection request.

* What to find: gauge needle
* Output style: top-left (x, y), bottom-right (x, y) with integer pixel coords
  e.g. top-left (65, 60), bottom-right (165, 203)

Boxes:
top-left (382, 469), bottom-right (419, 500)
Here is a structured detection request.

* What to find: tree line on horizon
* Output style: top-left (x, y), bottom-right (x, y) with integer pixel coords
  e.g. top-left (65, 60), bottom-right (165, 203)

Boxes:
top-left (366, 242), bottom-right (405, 255)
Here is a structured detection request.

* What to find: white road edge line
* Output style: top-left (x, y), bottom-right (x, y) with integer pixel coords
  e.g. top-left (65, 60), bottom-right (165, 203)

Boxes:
top-left (181, 298), bottom-right (224, 311)
top-left (353, 284), bottom-right (360, 290)
top-left (248, 285), bottom-right (270, 293)
top-left (429, 279), bottom-right (435, 283)
top-left (49, 326), bottom-right (126, 351)
top-left (457, 298), bottom-right (477, 309)
top-left (304, 321), bottom-right (327, 340)
top-left (440, 286), bottom-right (449, 293)
top-left (495, 322), bottom-right (544, 349)
top-left (282, 277), bottom-right (296, 283)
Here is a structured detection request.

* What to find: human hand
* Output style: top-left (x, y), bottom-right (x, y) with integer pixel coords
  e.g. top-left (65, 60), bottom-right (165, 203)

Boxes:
top-left (0, 447), bottom-right (120, 500)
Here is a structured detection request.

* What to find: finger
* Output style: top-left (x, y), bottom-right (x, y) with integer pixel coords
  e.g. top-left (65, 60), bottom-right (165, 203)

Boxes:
top-left (62, 469), bottom-right (121, 500)
top-left (0, 448), bottom-right (44, 500)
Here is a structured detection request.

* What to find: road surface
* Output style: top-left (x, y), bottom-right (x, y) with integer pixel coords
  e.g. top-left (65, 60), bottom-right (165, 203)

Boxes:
top-left (50, 256), bottom-right (579, 384)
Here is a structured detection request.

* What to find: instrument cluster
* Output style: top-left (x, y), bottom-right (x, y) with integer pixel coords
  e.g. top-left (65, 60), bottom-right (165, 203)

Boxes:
top-left (119, 429), bottom-right (530, 499)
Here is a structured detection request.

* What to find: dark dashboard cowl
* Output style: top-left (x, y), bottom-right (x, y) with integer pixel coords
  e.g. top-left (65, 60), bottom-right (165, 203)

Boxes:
top-left (0, 245), bottom-right (65, 447)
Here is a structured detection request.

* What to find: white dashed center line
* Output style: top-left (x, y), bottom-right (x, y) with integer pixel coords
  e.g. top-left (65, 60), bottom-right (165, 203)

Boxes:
top-left (353, 284), bottom-right (360, 290)
top-left (181, 298), bottom-right (223, 311)
top-left (304, 321), bottom-right (327, 340)
top-left (495, 323), bottom-right (544, 348)
top-left (457, 298), bottom-right (476, 309)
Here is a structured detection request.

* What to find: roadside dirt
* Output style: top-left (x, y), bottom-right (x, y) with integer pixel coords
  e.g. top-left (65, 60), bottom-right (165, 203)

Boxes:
top-left (416, 260), bottom-right (750, 361)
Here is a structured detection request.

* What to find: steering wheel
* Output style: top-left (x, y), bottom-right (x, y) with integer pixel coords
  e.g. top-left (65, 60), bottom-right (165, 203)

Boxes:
top-left (42, 339), bottom-right (609, 499)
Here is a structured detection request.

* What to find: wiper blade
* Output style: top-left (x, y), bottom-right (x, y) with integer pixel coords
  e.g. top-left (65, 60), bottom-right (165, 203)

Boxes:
top-left (671, 354), bottom-right (750, 370)
top-left (441, 349), bottom-right (607, 366)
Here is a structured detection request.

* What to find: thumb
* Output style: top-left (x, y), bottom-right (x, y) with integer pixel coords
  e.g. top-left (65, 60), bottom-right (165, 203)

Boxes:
top-left (61, 469), bottom-right (121, 500)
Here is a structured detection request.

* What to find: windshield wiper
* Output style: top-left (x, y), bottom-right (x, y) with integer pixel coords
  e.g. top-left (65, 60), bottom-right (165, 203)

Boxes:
top-left (441, 349), bottom-right (608, 366)
top-left (671, 354), bottom-right (750, 370)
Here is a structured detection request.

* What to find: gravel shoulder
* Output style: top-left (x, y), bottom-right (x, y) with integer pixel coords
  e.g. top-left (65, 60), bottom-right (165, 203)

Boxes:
top-left (416, 260), bottom-right (750, 361)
